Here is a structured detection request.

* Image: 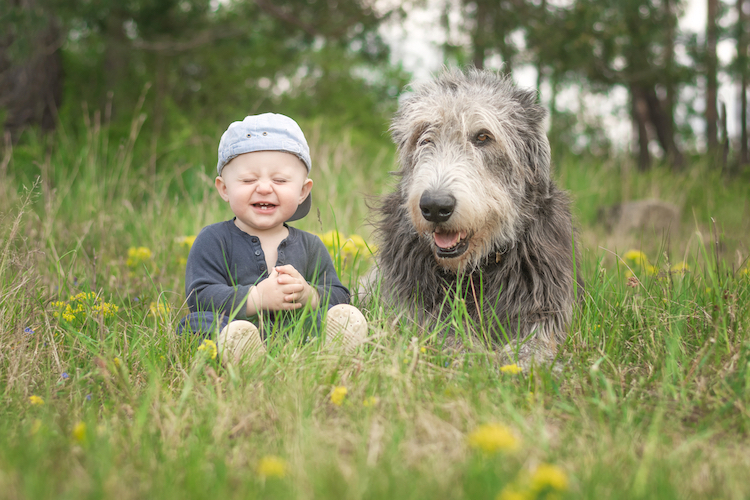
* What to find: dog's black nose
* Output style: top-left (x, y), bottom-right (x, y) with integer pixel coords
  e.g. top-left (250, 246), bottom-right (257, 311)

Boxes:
top-left (420, 191), bottom-right (456, 223)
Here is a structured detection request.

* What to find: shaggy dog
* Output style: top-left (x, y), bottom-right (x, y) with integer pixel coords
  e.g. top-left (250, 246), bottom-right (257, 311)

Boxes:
top-left (372, 67), bottom-right (582, 364)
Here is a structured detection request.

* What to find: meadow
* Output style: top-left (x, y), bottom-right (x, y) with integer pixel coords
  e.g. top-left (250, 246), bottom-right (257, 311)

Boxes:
top-left (1, 113), bottom-right (750, 499)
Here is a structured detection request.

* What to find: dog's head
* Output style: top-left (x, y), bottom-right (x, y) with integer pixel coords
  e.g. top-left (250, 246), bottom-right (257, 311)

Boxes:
top-left (389, 67), bottom-right (552, 271)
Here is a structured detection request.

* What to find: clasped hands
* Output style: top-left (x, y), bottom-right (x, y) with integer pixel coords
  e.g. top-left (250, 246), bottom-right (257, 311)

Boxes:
top-left (246, 264), bottom-right (319, 315)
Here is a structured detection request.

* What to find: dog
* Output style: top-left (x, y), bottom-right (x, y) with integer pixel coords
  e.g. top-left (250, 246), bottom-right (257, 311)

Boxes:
top-left (371, 67), bottom-right (582, 365)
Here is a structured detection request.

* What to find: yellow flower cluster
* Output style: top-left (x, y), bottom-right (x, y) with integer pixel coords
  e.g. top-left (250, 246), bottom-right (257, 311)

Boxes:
top-left (72, 422), bottom-right (87, 443)
top-left (176, 235), bottom-right (197, 249)
top-left (468, 423), bottom-right (519, 453)
top-left (622, 250), bottom-right (689, 278)
top-left (256, 455), bottom-right (287, 478)
top-left (149, 301), bottom-right (172, 318)
top-left (500, 363), bottom-right (523, 375)
top-left (317, 230), bottom-right (375, 261)
top-left (126, 246), bottom-right (153, 268)
top-left (51, 292), bottom-right (119, 323)
top-left (197, 339), bottom-right (218, 360)
top-left (29, 395), bottom-right (45, 406)
top-left (497, 463), bottom-right (569, 500)
top-left (330, 386), bottom-right (347, 406)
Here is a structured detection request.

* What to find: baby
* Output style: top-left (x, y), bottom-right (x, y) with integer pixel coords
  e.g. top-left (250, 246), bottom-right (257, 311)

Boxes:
top-left (179, 113), bottom-right (367, 364)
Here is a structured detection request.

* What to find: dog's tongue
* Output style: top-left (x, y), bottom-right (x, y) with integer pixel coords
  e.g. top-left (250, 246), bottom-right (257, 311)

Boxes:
top-left (434, 231), bottom-right (460, 249)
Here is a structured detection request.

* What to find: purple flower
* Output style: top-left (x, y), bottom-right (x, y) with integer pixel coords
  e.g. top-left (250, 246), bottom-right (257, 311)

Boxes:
top-left (85, 394), bottom-right (92, 401)
top-left (24, 327), bottom-right (34, 334)
top-left (61, 372), bottom-right (69, 379)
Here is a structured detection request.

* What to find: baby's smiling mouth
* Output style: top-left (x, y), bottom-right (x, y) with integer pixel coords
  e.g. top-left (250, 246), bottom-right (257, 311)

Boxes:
top-left (253, 202), bottom-right (277, 211)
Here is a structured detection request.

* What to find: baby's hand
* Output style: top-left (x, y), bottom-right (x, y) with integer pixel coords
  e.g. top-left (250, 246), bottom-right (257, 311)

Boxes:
top-left (249, 268), bottom-right (306, 313)
top-left (275, 265), bottom-right (319, 308)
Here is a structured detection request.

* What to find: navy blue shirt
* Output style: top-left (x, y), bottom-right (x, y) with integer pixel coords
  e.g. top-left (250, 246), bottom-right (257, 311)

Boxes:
top-left (185, 219), bottom-right (349, 319)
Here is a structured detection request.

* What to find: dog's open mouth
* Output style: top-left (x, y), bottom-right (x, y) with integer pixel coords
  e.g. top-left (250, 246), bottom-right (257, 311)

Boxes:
top-left (433, 229), bottom-right (469, 258)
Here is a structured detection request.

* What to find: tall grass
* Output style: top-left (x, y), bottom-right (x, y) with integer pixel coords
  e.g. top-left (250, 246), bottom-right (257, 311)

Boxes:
top-left (1, 117), bottom-right (749, 499)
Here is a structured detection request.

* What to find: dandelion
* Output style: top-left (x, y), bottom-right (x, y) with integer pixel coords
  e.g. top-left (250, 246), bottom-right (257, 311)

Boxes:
top-left (496, 487), bottom-right (531, 500)
top-left (623, 250), bottom-right (649, 267)
top-left (330, 386), bottom-right (347, 406)
top-left (150, 301), bottom-right (171, 318)
top-left (362, 396), bottom-right (379, 407)
top-left (29, 395), bottom-right (44, 406)
top-left (72, 421), bottom-right (87, 443)
top-left (177, 235), bottom-right (197, 249)
top-left (256, 455), bottom-right (287, 478)
top-left (24, 327), bottom-right (34, 334)
top-left (197, 339), bottom-right (218, 360)
top-left (127, 246), bottom-right (153, 267)
top-left (467, 423), bottom-right (519, 454)
top-left (529, 463), bottom-right (569, 493)
top-left (670, 261), bottom-right (689, 274)
top-left (500, 363), bottom-right (523, 375)
top-left (419, 346), bottom-right (427, 354)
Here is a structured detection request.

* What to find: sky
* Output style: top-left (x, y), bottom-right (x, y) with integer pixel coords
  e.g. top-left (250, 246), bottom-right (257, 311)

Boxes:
top-left (379, 0), bottom-right (743, 151)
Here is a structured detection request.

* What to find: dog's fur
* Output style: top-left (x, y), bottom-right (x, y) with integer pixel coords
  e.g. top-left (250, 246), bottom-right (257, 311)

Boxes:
top-left (372, 67), bottom-right (581, 364)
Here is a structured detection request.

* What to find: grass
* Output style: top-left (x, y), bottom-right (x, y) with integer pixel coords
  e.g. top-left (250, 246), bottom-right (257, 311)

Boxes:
top-left (1, 116), bottom-right (750, 499)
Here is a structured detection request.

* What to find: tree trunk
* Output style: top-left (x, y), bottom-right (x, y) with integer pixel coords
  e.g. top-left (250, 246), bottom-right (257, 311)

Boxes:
top-left (631, 84), bottom-right (652, 171)
top-left (706, 0), bottom-right (720, 152)
top-left (644, 86), bottom-right (685, 169)
top-left (0, 5), bottom-right (63, 142)
top-left (663, 0), bottom-right (681, 169)
top-left (739, 0), bottom-right (749, 165)
top-left (471, 0), bottom-right (487, 69)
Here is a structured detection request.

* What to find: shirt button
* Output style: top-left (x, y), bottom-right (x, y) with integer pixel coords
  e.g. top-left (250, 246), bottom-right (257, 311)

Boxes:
top-left (260, 265), bottom-right (266, 271)
top-left (254, 250), bottom-right (261, 256)
top-left (252, 237), bottom-right (258, 243)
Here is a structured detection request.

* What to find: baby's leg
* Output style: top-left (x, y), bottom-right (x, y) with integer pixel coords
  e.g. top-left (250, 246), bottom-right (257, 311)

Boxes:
top-left (325, 304), bottom-right (368, 353)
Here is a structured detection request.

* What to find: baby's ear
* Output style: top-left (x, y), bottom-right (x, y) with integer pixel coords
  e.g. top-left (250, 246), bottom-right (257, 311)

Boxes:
top-left (215, 176), bottom-right (230, 201)
top-left (299, 177), bottom-right (313, 202)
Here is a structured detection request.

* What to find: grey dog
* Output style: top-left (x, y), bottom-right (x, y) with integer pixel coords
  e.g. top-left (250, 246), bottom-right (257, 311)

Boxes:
top-left (371, 67), bottom-right (582, 364)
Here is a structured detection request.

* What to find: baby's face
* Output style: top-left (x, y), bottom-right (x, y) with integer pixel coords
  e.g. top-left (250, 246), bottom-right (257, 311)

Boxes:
top-left (216, 151), bottom-right (312, 235)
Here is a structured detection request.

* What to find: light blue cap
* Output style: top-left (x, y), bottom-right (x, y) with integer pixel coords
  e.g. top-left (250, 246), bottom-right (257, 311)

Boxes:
top-left (217, 113), bottom-right (312, 221)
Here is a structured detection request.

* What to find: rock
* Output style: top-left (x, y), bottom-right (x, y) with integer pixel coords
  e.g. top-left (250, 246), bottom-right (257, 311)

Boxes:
top-left (598, 199), bottom-right (681, 235)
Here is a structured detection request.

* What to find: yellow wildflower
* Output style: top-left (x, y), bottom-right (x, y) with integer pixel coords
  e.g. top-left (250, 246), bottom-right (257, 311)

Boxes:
top-left (496, 486), bottom-right (531, 500)
top-left (670, 261), bottom-right (689, 273)
top-left (319, 230), bottom-right (341, 249)
top-left (330, 386), bottom-right (347, 406)
top-left (500, 363), bottom-right (523, 375)
top-left (198, 339), bottom-right (218, 360)
top-left (72, 421), bottom-right (87, 443)
top-left (177, 235), bottom-right (197, 249)
top-left (467, 423), bottom-right (519, 453)
top-left (256, 455), bottom-right (287, 478)
top-left (623, 250), bottom-right (649, 267)
top-left (127, 246), bottom-right (153, 267)
top-left (645, 264), bottom-right (659, 276)
top-left (150, 301), bottom-right (171, 317)
top-left (740, 267), bottom-right (750, 277)
top-left (419, 346), bottom-right (427, 354)
top-left (530, 463), bottom-right (569, 493)
top-left (113, 357), bottom-right (122, 368)
top-left (92, 302), bottom-right (119, 317)
top-left (362, 396), bottom-right (379, 407)
top-left (29, 395), bottom-right (44, 406)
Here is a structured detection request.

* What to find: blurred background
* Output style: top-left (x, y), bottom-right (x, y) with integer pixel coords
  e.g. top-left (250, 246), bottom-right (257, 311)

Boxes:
top-left (2, 0), bottom-right (748, 167)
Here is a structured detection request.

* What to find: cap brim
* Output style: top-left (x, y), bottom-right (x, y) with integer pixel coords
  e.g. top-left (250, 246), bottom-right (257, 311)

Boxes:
top-left (286, 193), bottom-right (311, 222)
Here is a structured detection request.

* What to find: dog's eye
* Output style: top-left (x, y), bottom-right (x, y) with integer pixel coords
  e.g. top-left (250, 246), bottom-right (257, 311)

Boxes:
top-left (474, 132), bottom-right (493, 144)
top-left (419, 138), bottom-right (432, 147)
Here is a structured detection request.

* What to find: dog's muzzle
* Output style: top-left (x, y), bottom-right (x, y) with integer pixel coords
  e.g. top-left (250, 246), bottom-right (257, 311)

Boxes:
top-left (420, 190), bottom-right (469, 258)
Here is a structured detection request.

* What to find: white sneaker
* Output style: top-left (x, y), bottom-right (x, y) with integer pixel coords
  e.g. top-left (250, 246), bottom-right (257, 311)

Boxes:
top-left (326, 304), bottom-right (368, 353)
top-left (217, 320), bottom-right (265, 366)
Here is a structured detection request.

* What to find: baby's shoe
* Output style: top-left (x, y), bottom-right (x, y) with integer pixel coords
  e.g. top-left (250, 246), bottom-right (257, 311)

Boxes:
top-left (325, 304), bottom-right (368, 353)
top-left (217, 320), bottom-right (265, 366)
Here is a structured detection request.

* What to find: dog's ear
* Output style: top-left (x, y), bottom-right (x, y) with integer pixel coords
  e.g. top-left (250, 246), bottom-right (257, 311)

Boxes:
top-left (514, 88), bottom-right (551, 192)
